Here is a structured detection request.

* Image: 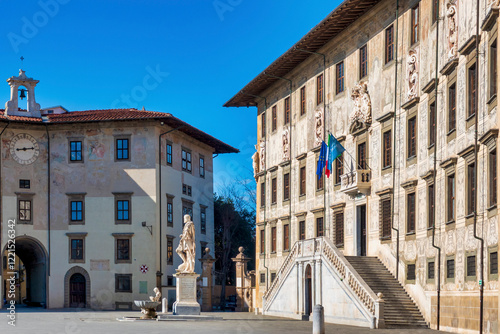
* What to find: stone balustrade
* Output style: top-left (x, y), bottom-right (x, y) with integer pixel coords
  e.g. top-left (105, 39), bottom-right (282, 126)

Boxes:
top-left (339, 169), bottom-right (371, 196)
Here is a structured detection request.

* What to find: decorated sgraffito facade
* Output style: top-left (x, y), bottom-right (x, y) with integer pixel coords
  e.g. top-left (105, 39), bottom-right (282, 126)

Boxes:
top-left (226, 0), bottom-right (500, 332)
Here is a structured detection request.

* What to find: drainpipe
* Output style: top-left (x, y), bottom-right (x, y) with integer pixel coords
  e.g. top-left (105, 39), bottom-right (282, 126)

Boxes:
top-left (241, 93), bottom-right (270, 290)
top-left (44, 123), bottom-right (51, 280)
top-left (294, 48), bottom-right (328, 237)
top-left (0, 120), bottom-right (10, 283)
top-left (158, 124), bottom-right (185, 287)
top-left (431, 1), bottom-right (442, 329)
top-left (473, 2), bottom-right (484, 331)
top-left (391, 0), bottom-right (400, 281)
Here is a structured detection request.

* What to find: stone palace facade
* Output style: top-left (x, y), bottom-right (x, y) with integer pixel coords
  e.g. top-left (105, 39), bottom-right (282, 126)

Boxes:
top-left (0, 70), bottom-right (237, 310)
top-left (226, 0), bottom-right (499, 332)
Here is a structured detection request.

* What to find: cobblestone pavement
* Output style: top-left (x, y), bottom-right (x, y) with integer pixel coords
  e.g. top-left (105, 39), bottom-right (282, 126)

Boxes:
top-left (0, 309), bottom-right (450, 334)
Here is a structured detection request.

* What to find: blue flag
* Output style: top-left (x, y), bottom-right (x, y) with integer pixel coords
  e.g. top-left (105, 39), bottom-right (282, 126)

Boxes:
top-left (316, 141), bottom-right (327, 180)
top-left (330, 135), bottom-right (345, 161)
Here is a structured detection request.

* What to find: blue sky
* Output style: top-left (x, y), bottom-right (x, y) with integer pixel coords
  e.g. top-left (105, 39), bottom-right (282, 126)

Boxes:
top-left (0, 0), bottom-right (339, 192)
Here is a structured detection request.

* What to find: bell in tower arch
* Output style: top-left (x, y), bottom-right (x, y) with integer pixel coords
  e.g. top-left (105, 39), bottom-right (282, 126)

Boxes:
top-left (5, 70), bottom-right (41, 118)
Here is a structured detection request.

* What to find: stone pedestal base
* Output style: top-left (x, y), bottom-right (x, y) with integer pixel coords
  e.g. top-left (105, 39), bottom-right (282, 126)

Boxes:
top-left (173, 273), bottom-right (200, 316)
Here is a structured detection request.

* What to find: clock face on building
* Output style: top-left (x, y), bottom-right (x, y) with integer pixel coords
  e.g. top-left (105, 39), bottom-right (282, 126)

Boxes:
top-left (9, 133), bottom-right (40, 165)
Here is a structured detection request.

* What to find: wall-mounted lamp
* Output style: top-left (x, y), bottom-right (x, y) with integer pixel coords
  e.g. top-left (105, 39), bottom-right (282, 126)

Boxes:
top-left (141, 221), bottom-right (152, 235)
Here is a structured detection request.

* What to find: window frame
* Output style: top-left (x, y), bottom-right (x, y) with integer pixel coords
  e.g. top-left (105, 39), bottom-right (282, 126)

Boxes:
top-left (114, 192), bottom-right (132, 225)
top-left (271, 177), bottom-right (277, 204)
top-left (112, 233), bottom-right (134, 264)
top-left (490, 149), bottom-right (497, 208)
top-left (299, 220), bottom-right (306, 240)
top-left (181, 148), bottom-right (192, 173)
top-left (67, 193), bottom-right (85, 225)
top-left (300, 86), bottom-right (306, 116)
top-left (200, 205), bottom-right (207, 234)
top-left (199, 155), bottom-right (205, 178)
top-left (115, 136), bottom-right (131, 162)
top-left (407, 192), bottom-right (416, 234)
top-left (284, 97), bottom-right (290, 125)
top-left (316, 217), bottom-right (324, 237)
top-left (385, 25), bottom-right (394, 64)
top-left (115, 274), bottom-right (132, 293)
top-left (17, 193), bottom-right (34, 224)
top-left (19, 179), bottom-right (30, 189)
top-left (167, 194), bottom-right (174, 227)
top-left (359, 44), bottom-right (368, 79)
top-left (283, 172), bottom-right (290, 201)
top-left (317, 74), bottom-right (324, 105)
top-left (283, 224), bottom-right (290, 251)
top-left (166, 235), bottom-right (174, 265)
top-left (411, 4), bottom-right (419, 45)
top-left (336, 62), bottom-right (344, 95)
top-left (299, 166), bottom-right (306, 196)
top-left (383, 130), bottom-right (392, 169)
top-left (407, 116), bottom-right (417, 159)
top-left (66, 232), bottom-right (87, 264)
top-left (69, 139), bottom-right (83, 163)
top-left (166, 141), bottom-right (173, 165)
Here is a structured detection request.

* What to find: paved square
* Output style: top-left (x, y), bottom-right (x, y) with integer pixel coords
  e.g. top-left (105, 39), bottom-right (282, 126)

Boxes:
top-left (0, 309), bottom-right (450, 334)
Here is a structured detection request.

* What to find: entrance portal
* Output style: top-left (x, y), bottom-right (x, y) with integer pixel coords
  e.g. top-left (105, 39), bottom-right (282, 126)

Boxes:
top-left (356, 205), bottom-right (367, 256)
top-left (69, 273), bottom-right (86, 308)
top-left (304, 264), bottom-right (312, 317)
top-left (2, 237), bottom-right (47, 307)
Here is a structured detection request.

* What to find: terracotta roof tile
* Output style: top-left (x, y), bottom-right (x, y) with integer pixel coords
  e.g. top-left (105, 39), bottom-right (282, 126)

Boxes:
top-left (0, 108), bottom-right (238, 154)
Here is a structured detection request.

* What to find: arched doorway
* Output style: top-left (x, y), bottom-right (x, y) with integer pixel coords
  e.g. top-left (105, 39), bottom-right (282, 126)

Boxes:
top-left (304, 264), bottom-right (312, 317)
top-left (69, 273), bottom-right (86, 308)
top-left (2, 236), bottom-right (47, 307)
top-left (64, 266), bottom-right (90, 308)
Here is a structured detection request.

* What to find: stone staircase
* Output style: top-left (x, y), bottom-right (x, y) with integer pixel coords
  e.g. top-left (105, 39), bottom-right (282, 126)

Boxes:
top-left (345, 256), bottom-right (428, 329)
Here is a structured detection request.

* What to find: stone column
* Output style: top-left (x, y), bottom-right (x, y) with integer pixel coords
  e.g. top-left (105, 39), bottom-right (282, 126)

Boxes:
top-left (231, 247), bottom-right (252, 312)
top-left (316, 259), bottom-right (322, 306)
top-left (312, 260), bottom-right (316, 307)
top-left (298, 261), bottom-right (304, 315)
top-left (199, 247), bottom-right (216, 312)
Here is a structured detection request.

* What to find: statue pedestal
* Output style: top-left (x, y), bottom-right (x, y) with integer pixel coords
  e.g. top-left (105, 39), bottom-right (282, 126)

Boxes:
top-left (173, 273), bottom-right (200, 315)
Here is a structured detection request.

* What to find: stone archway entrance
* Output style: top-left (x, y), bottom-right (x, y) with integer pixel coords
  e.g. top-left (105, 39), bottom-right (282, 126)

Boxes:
top-left (304, 264), bottom-right (312, 317)
top-left (2, 236), bottom-right (47, 307)
top-left (64, 266), bottom-right (90, 308)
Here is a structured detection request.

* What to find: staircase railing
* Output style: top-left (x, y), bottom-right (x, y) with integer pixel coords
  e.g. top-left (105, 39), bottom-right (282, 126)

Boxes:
top-left (262, 240), bottom-right (300, 305)
top-left (262, 237), bottom-right (384, 328)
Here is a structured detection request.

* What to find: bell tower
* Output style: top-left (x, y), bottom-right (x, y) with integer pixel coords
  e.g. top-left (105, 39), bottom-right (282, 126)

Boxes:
top-left (5, 69), bottom-right (41, 118)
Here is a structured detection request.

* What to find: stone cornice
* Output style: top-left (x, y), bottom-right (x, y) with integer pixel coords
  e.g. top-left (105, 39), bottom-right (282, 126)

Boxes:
top-left (375, 112), bottom-right (394, 123)
top-left (458, 144), bottom-right (480, 159)
top-left (401, 97), bottom-right (420, 110)
top-left (401, 178), bottom-right (418, 189)
top-left (482, 6), bottom-right (499, 31)
top-left (440, 156), bottom-right (458, 169)
top-left (422, 78), bottom-right (436, 95)
top-left (330, 202), bottom-right (346, 210)
top-left (458, 35), bottom-right (479, 56)
top-left (375, 187), bottom-right (393, 196)
top-left (440, 58), bottom-right (459, 76)
top-left (479, 128), bottom-right (499, 145)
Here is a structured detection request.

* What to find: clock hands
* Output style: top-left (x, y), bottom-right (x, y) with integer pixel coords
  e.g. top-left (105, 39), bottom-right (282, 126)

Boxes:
top-left (16, 147), bottom-right (35, 152)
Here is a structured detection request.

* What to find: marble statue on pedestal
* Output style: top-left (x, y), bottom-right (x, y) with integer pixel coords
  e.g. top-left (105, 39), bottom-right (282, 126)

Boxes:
top-left (176, 215), bottom-right (196, 274)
